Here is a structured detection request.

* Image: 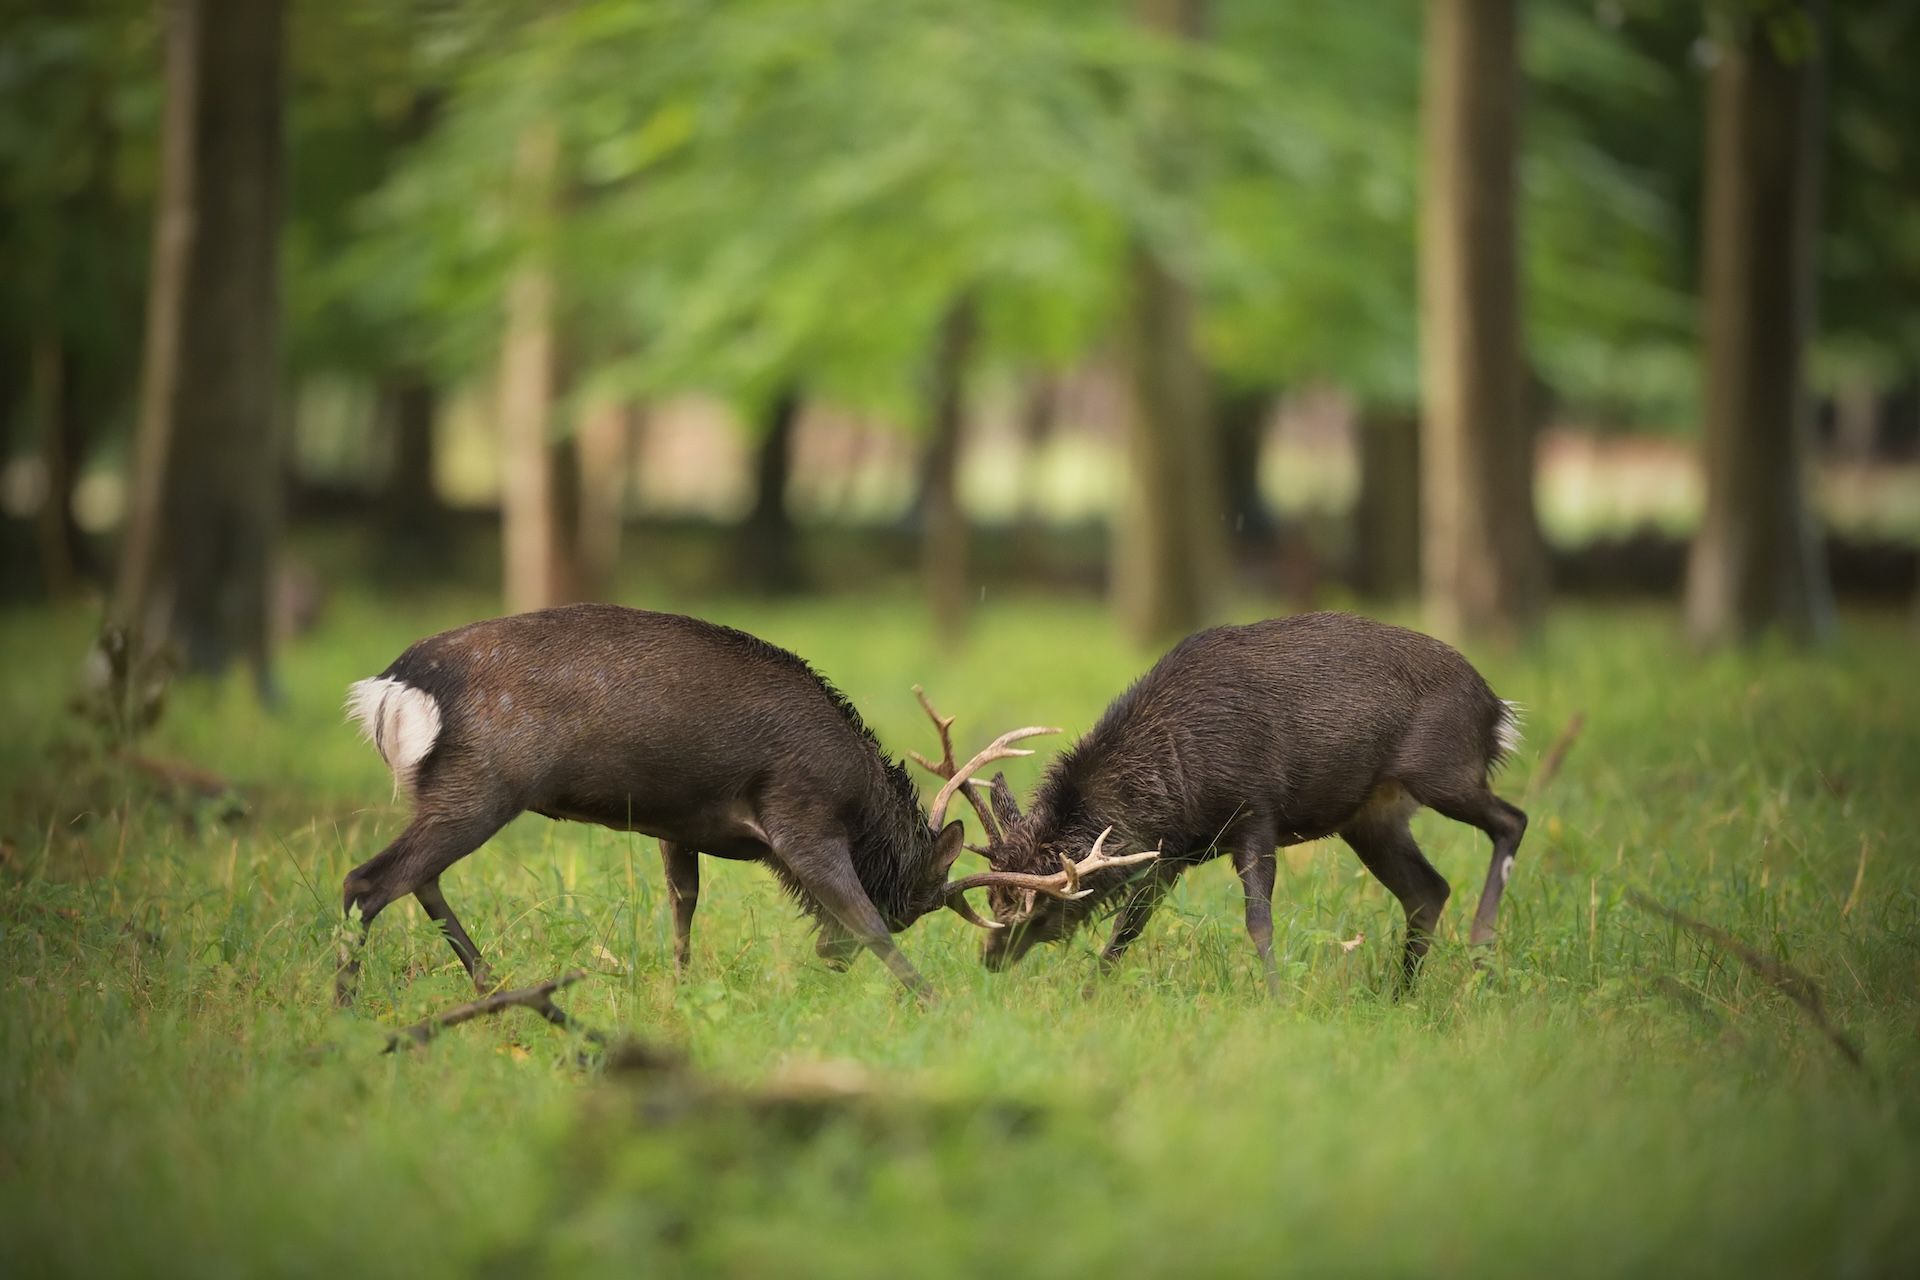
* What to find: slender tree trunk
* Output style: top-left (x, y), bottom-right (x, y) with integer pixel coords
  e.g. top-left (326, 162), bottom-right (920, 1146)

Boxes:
top-left (733, 388), bottom-right (804, 593)
top-left (1216, 383), bottom-right (1271, 545)
top-left (374, 91), bottom-right (447, 567)
top-left (549, 419), bottom-right (583, 600)
top-left (1011, 374), bottom-right (1058, 572)
top-left (497, 122), bottom-right (582, 613)
top-left (1355, 406), bottom-right (1422, 599)
top-left (115, 0), bottom-right (284, 687)
top-left (921, 296), bottom-right (976, 644)
top-left (1684, 2), bottom-right (1832, 646)
top-left (380, 374), bottom-right (441, 534)
top-left (1418, 0), bottom-right (1543, 642)
top-left (1114, 0), bottom-right (1227, 644)
top-left (575, 396), bottom-right (635, 599)
top-left (1115, 249), bottom-right (1226, 642)
top-left (1831, 384), bottom-right (1875, 465)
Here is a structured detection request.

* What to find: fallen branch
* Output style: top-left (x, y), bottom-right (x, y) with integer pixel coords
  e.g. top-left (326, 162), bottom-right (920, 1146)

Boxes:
top-left (1646, 974), bottom-right (1721, 1026)
top-left (1525, 711), bottom-right (1585, 799)
top-left (596, 1038), bottom-right (1047, 1139)
top-left (383, 971), bottom-right (603, 1053)
top-left (113, 749), bottom-right (235, 799)
top-left (1627, 891), bottom-right (1865, 1073)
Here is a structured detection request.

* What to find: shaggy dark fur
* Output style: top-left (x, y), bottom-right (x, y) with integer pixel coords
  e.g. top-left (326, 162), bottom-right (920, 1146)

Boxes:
top-left (337, 604), bottom-right (963, 1003)
top-left (975, 612), bottom-right (1527, 989)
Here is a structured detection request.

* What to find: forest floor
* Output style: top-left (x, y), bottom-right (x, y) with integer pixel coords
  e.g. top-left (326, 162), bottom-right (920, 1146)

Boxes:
top-left (2, 586), bottom-right (1916, 1277)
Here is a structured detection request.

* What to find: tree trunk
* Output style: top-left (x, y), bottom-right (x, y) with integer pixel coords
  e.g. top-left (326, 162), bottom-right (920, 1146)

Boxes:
top-left (921, 296), bottom-right (976, 644)
top-left (115, 0), bottom-right (284, 687)
top-left (733, 388), bottom-right (804, 593)
top-left (1418, 0), bottom-right (1543, 643)
top-left (497, 122), bottom-right (581, 614)
top-left (1684, 2), bottom-right (1833, 646)
top-left (1011, 375), bottom-right (1059, 573)
top-left (575, 397), bottom-right (635, 599)
top-left (1354, 406), bottom-right (1422, 600)
top-left (1113, 0), bottom-right (1227, 644)
top-left (380, 374), bottom-right (441, 534)
top-left (1114, 249), bottom-right (1226, 643)
top-left (1216, 383), bottom-right (1271, 545)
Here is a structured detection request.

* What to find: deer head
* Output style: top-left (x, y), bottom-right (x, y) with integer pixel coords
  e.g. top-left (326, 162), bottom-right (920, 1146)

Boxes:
top-left (907, 689), bottom-right (1158, 953)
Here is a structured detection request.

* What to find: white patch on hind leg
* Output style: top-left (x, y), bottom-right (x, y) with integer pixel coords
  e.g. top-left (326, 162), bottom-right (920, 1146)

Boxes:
top-left (1499, 854), bottom-right (1515, 885)
top-left (344, 676), bottom-right (442, 792)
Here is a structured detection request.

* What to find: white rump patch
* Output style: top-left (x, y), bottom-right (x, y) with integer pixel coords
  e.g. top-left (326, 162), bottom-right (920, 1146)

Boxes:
top-left (1495, 700), bottom-right (1525, 758)
top-left (344, 676), bottom-right (442, 792)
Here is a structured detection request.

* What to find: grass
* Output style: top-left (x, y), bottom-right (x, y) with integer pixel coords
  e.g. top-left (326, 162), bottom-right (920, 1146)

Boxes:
top-left (2, 585), bottom-right (1917, 1277)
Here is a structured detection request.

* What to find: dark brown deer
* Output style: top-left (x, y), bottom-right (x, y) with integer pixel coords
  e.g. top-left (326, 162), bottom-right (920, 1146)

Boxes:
top-left (929, 613), bottom-right (1528, 993)
top-left (335, 603), bottom-right (1096, 1005)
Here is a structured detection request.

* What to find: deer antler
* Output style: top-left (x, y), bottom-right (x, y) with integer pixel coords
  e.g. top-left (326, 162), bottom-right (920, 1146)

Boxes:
top-left (909, 686), bottom-right (1058, 834)
top-left (927, 727), bottom-right (1057, 831)
top-left (946, 894), bottom-right (1004, 930)
top-left (942, 826), bottom-right (1160, 926)
top-left (908, 686), bottom-right (1001, 839)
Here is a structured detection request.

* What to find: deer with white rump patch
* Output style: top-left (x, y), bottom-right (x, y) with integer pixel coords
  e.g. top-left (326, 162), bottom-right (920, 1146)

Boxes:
top-left (337, 603), bottom-right (1145, 1006)
top-left (928, 613), bottom-right (1528, 993)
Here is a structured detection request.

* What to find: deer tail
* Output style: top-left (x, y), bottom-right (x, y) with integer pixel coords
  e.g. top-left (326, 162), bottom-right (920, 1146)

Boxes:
top-left (345, 676), bottom-right (443, 794)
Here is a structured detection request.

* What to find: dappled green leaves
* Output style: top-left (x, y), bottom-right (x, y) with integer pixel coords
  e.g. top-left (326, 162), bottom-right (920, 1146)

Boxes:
top-left (0, 0), bottom-right (156, 382)
top-left (7, 0), bottom-right (1913, 452)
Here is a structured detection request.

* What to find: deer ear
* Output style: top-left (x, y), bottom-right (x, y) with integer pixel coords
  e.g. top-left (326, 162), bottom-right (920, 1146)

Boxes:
top-left (990, 772), bottom-right (1023, 828)
top-left (933, 820), bottom-right (968, 876)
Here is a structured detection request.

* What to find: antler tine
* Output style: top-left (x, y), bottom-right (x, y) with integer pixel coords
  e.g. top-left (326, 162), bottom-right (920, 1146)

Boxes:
top-left (912, 684), bottom-right (954, 731)
top-left (946, 895), bottom-right (1004, 930)
top-left (907, 685), bottom-right (958, 779)
top-left (909, 685), bottom-right (1010, 840)
top-left (926, 725), bottom-right (1060, 830)
top-left (945, 869), bottom-right (1094, 901)
top-left (1069, 826), bottom-right (1162, 880)
top-left (942, 826), bottom-right (1161, 916)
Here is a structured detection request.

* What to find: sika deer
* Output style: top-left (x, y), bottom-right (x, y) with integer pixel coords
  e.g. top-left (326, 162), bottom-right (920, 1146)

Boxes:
top-left (336, 603), bottom-right (1056, 1004)
top-left (929, 613), bottom-right (1528, 993)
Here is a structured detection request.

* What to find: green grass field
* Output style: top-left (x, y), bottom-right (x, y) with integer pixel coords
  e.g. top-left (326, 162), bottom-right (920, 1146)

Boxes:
top-left (2, 588), bottom-right (1916, 1277)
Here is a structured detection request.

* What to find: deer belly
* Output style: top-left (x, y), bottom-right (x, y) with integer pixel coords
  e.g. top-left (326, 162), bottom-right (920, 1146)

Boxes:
top-left (532, 790), bottom-right (767, 857)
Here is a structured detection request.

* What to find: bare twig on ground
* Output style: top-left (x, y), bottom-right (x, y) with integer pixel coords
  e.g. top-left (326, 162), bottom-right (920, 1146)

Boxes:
top-left (112, 749), bottom-right (235, 799)
top-left (383, 971), bottom-right (604, 1053)
top-left (1647, 974), bottom-right (1720, 1025)
top-left (1628, 891), bottom-right (1865, 1073)
top-left (1526, 711), bottom-right (1585, 799)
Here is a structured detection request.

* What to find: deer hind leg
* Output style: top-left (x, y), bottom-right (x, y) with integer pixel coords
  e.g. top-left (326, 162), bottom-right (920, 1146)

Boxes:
top-left (337, 805), bottom-right (515, 1006)
top-left (1229, 827), bottom-right (1284, 998)
top-left (659, 840), bottom-right (700, 974)
top-left (1339, 786), bottom-right (1450, 990)
top-left (1416, 783), bottom-right (1527, 948)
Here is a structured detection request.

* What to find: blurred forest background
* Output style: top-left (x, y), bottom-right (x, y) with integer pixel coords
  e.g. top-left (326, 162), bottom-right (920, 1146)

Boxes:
top-left (2, 0), bottom-right (1916, 688)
